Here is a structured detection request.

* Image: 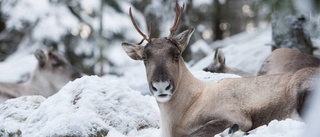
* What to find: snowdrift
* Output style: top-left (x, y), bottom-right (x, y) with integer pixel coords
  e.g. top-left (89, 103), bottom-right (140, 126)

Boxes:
top-left (0, 76), bottom-right (160, 137)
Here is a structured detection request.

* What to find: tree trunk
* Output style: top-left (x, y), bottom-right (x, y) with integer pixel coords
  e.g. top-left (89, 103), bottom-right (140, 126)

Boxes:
top-left (98, 0), bottom-right (105, 76)
top-left (272, 15), bottom-right (315, 55)
top-left (213, 0), bottom-right (223, 40)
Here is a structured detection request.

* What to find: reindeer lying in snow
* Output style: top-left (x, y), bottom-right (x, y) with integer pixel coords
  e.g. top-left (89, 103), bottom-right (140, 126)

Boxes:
top-left (258, 48), bottom-right (320, 75)
top-left (203, 48), bottom-right (252, 77)
top-left (0, 49), bottom-right (82, 102)
top-left (122, 2), bottom-right (319, 137)
top-left (204, 48), bottom-right (320, 78)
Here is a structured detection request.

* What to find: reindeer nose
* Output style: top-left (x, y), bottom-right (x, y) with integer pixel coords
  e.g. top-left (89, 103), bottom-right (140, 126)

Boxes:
top-left (151, 81), bottom-right (172, 92)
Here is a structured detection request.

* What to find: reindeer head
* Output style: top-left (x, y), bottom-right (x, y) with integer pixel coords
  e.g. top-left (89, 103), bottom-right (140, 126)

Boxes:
top-left (203, 48), bottom-right (227, 73)
top-left (34, 49), bottom-right (82, 89)
top-left (122, 2), bottom-right (194, 103)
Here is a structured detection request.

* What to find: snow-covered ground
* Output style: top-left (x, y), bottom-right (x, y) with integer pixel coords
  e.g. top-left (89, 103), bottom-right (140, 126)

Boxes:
top-left (190, 28), bottom-right (272, 74)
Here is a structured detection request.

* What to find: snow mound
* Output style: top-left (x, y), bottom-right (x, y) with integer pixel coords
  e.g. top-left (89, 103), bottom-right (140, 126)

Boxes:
top-left (0, 76), bottom-right (160, 137)
top-left (0, 96), bottom-right (45, 135)
top-left (247, 119), bottom-right (305, 137)
top-left (192, 70), bottom-right (241, 81)
top-left (214, 119), bottom-right (306, 137)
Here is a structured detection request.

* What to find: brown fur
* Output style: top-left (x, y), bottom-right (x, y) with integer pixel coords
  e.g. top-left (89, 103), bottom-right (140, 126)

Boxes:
top-left (258, 48), bottom-right (320, 75)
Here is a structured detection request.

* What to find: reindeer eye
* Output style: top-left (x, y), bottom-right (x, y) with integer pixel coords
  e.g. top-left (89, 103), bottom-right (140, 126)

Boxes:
top-left (175, 51), bottom-right (180, 59)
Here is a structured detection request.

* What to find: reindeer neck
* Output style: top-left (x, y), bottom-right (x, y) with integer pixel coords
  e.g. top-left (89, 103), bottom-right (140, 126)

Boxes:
top-left (0, 82), bottom-right (25, 98)
top-left (157, 62), bottom-right (207, 136)
top-left (26, 69), bottom-right (57, 97)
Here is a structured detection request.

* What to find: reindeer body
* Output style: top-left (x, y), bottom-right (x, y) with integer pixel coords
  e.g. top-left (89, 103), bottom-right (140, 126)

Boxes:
top-left (122, 3), bottom-right (319, 137)
top-left (158, 60), bottom-right (316, 137)
top-left (0, 49), bottom-right (82, 102)
top-left (258, 48), bottom-right (320, 75)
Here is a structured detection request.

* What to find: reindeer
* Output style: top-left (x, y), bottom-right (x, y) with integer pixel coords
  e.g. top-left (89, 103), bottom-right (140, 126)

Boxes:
top-left (203, 48), bottom-right (252, 77)
top-left (0, 49), bottom-right (82, 102)
top-left (258, 48), bottom-right (320, 76)
top-left (122, 2), bottom-right (319, 137)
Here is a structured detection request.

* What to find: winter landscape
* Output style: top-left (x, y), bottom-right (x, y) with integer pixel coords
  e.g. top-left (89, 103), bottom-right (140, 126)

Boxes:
top-left (1, 0), bottom-right (320, 137)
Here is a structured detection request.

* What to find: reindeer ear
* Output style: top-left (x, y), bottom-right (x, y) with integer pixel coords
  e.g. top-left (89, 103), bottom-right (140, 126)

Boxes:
top-left (214, 48), bottom-right (225, 65)
top-left (173, 28), bottom-right (194, 52)
top-left (122, 42), bottom-right (144, 60)
top-left (35, 49), bottom-right (47, 67)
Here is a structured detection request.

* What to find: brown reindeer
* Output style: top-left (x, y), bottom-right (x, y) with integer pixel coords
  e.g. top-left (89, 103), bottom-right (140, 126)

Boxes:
top-left (0, 49), bottom-right (82, 102)
top-left (203, 48), bottom-right (252, 77)
top-left (122, 2), bottom-right (319, 137)
top-left (258, 48), bottom-right (320, 76)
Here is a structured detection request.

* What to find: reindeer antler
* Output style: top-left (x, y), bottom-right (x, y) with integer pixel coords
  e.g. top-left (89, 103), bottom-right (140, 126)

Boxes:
top-left (129, 7), bottom-right (152, 44)
top-left (168, 2), bottom-right (185, 38)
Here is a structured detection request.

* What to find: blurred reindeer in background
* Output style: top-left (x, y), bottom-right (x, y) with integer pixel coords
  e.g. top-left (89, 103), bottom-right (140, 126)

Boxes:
top-left (0, 49), bottom-right (82, 102)
top-left (203, 48), bottom-right (252, 77)
top-left (258, 48), bottom-right (320, 76)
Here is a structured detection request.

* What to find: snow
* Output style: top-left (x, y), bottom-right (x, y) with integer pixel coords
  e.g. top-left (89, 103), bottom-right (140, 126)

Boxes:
top-left (246, 119), bottom-right (306, 137)
top-left (0, 54), bottom-right (37, 83)
top-left (0, 96), bottom-right (45, 135)
top-left (1, 0), bottom-right (78, 41)
top-left (191, 70), bottom-right (241, 81)
top-left (191, 28), bottom-right (272, 74)
top-left (0, 76), bottom-right (160, 136)
top-left (193, 0), bottom-right (213, 7)
top-left (302, 76), bottom-right (320, 137)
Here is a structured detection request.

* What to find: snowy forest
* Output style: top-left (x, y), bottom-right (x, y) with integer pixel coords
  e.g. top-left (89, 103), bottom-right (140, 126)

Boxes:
top-left (0, 0), bottom-right (320, 136)
top-left (1, 0), bottom-right (319, 76)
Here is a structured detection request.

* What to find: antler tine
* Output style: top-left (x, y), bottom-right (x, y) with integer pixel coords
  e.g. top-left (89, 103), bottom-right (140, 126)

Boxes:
top-left (129, 7), bottom-right (150, 44)
top-left (169, 2), bottom-right (185, 38)
top-left (148, 22), bottom-right (152, 42)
